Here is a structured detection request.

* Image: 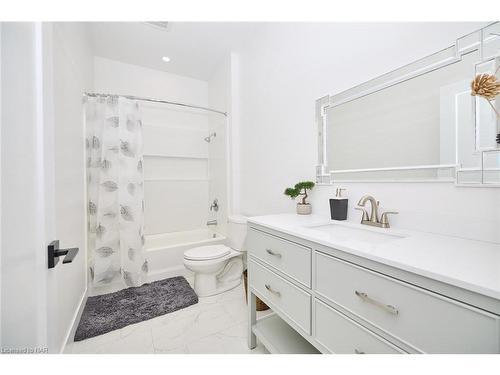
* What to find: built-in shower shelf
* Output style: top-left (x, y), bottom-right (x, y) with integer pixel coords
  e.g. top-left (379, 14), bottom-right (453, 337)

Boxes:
top-left (144, 178), bottom-right (209, 182)
top-left (142, 121), bottom-right (209, 130)
top-left (144, 153), bottom-right (208, 160)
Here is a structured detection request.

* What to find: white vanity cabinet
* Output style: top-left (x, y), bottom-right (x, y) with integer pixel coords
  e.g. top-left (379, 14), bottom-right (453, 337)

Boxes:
top-left (246, 220), bottom-right (500, 354)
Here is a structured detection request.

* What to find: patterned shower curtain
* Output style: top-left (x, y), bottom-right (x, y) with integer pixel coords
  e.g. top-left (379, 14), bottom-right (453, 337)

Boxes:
top-left (85, 95), bottom-right (147, 288)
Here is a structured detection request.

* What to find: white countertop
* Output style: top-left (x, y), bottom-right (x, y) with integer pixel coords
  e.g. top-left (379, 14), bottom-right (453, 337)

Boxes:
top-left (247, 214), bottom-right (500, 301)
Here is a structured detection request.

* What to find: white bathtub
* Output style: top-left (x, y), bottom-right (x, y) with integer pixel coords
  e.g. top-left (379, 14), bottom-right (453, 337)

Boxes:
top-left (145, 228), bottom-right (226, 282)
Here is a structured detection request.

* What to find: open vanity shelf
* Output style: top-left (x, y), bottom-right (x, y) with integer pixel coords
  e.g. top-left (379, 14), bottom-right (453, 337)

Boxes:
top-left (252, 314), bottom-right (320, 354)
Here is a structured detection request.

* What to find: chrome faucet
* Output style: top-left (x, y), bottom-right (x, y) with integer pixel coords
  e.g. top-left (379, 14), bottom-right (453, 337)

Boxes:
top-left (356, 195), bottom-right (398, 229)
top-left (207, 220), bottom-right (218, 227)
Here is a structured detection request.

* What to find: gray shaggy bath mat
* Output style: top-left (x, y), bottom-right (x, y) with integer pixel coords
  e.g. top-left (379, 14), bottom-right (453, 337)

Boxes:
top-left (74, 276), bottom-right (198, 341)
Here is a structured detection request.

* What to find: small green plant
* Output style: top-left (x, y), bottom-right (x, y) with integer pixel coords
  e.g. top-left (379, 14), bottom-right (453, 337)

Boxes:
top-left (284, 181), bottom-right (315, 205)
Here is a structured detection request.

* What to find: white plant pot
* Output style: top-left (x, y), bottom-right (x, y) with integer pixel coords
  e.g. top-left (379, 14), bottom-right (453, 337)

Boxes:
top-left (297, 203), bottom-right (312, 215)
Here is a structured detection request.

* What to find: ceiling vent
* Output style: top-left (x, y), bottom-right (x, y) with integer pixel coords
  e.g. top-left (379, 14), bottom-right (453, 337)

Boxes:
top-left (143, 22), bottom-right (171, 31)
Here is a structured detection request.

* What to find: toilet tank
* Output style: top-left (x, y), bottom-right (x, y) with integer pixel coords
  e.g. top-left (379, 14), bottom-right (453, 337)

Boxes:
top-left (227, 215), bottom-right (248, 252)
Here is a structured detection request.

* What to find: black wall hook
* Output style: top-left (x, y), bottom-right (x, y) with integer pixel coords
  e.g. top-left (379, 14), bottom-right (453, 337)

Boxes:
top-left (48, 240), bottom-right (79, 269)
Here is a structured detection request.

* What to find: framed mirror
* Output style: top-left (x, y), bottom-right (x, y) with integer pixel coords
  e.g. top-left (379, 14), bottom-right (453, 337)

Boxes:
top-left (316, 22), bottom-right (500, 186)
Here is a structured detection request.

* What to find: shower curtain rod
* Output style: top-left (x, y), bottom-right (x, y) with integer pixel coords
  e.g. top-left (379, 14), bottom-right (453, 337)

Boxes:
top-left (83, 92), bottom-right (227, 116)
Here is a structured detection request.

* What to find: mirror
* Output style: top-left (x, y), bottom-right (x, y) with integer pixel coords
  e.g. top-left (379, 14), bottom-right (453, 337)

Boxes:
top-left (316, 22), bottom-right (500, 185)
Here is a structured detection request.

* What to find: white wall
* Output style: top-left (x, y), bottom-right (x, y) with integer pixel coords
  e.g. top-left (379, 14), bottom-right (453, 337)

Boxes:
top-left (208, 56), bottom-right (231, 234)
top-left (0, 21), bottom-right (92, 354)
top-left (94, 57), bottom-right (213, 235)
top-left (51, 22), bottom-right (94, 352)
top-left (1, 21), bottom-right (47, 351)
top-left (232, 22), bottom-right (500, 243)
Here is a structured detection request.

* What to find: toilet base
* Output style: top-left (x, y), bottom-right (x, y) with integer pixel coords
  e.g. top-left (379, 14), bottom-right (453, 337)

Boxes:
top-left (192, 256), bottom-right (244, 297)
top-left (194, 274), bottom-right (242, 297)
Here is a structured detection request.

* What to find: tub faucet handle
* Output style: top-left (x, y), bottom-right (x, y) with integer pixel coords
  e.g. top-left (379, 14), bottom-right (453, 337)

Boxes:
top-left (210, 199), bottom-right (219, 212)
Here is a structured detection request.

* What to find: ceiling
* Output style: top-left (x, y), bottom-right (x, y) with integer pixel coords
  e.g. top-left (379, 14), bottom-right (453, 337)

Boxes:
top-left (87, 22), bottom-right (262, 81)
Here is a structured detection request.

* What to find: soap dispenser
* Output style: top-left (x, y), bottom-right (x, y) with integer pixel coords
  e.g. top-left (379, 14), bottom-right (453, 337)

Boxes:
top-left (329, 188), bottom-right (348, 221)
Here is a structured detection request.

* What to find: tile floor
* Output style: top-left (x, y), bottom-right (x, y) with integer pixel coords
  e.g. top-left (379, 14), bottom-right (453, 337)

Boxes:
top-left (64, 279), bottom-right (269, 354)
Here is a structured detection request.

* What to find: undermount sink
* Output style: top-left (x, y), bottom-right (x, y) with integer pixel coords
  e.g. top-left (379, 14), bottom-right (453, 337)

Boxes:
top-left (303, 223), bottom-right (406, 246)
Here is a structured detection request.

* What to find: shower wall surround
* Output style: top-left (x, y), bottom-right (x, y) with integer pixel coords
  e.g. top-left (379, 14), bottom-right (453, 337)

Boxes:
top-left (94, 57), bottom-right (224, 237)
top-left (93, 56), bottom-right (228, 249)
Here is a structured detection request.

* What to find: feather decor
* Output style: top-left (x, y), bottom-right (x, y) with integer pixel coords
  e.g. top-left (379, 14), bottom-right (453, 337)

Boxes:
top-left (120, 140), bottom-right (135, 157)
top-left (103, 210), bottom-right (117, 218)
top-left (92, 136), bottom-right (100, 149)
top-left (107, 116), bottom-right (119, 127)
top-left (88, 201), bottom-right (97, 215)
top-left (96, 246), bottom-right (115, 257)
top-left (120, 205), bottom-right (134, 221)
top-left (122, 270), bottom-right (135, 286)
top-left (471, 73), bottom-right (500, 100)
top-left (101, 180), bottom-right (118, 192)
top-left (101, 159), bottom-right (112, 170)
top-left (471, 69), bottom-right (500, 118)
top-left (95, 223), bottom-right (106, 239)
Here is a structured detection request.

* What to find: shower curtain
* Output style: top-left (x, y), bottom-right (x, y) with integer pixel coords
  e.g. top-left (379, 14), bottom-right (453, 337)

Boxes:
top-left (85, 95), bottom-right (147, 288)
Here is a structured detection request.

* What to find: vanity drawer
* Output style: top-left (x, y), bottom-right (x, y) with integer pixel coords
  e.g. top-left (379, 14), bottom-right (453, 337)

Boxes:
top-left (315, 251), bottom-right (500, 353)
top-left (249, 259), bottom-right (311, 334)
top-left (247, 228), bottom-right (311, 287)
top-left (315, 299), bottom-right (403, 354)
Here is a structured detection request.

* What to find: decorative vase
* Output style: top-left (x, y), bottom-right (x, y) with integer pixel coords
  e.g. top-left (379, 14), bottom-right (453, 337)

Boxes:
top-left (297, 203), bottom-right (312, 215)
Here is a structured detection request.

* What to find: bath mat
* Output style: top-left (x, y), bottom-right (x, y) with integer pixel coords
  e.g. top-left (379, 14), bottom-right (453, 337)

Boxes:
top-left (74, 276), bottom-right (198, 341)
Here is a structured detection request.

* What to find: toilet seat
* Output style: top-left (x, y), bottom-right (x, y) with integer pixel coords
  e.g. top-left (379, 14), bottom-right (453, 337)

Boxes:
top-left (184, 245), bottom-right (231, 261)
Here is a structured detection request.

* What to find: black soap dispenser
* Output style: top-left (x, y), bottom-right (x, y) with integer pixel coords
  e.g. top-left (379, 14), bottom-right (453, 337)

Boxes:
top-left (329, 188), bottom-right (348, 221)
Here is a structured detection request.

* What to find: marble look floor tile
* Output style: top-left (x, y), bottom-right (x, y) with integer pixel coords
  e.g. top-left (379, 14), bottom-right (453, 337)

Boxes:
top-left (186, 323), bottom-right (267, 354)
top-left (93, 326), bottom-right (154, 354)
top-left (151, 303), bottom-right (236, 351)
top-left (69, 282), bottom-right (269, 355)
top-left (154, 345), bottom-right (189, 354)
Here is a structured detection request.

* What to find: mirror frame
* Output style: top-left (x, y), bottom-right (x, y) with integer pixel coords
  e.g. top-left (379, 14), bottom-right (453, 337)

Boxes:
top-left (316, 22), bottom-right (500, 186)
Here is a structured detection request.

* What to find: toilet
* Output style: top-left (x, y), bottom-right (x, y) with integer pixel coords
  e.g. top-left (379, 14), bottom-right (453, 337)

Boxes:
top-left (183, 215), bottom-right (247, 297)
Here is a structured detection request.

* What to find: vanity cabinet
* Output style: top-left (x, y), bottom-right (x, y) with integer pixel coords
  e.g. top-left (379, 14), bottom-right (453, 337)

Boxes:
top-left (246, 222), bottom-right (500, 354)
top-left (314, 299), bottom-right (403, 354)
top-left (246, 228), bottom-right (312, 287)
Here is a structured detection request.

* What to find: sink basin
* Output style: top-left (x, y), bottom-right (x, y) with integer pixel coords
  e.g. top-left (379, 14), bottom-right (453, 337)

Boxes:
top-left (304, 223), bottom-right (406, 246)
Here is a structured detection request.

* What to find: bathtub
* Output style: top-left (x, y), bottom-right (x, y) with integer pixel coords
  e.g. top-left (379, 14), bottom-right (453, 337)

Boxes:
top-left (145, 228), bottom-right (226, 282)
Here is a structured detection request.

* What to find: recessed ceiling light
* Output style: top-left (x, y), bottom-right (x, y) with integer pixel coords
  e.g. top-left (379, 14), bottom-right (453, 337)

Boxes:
top-left (162, 56), bottom-right (171, 63)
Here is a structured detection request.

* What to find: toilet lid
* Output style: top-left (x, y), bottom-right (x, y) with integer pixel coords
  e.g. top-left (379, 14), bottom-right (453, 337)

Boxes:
top-left (184, 245), bottom-right (231, 261)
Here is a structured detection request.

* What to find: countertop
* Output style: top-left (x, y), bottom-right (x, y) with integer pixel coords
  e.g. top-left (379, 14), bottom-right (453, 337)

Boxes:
top-left (247, 214), bottom-right (500, 301)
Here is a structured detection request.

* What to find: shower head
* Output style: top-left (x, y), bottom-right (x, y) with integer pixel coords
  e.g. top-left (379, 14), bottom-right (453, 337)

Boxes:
top-left (204, 132), bottom-right (217, 143)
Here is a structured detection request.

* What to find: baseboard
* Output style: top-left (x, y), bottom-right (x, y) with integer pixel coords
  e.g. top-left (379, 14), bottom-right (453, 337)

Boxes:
top-left (59, 286), bottom-right (88, 354)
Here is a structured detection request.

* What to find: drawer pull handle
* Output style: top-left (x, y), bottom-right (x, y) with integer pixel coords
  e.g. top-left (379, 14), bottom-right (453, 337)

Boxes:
top-left (265, 284), bottom-right (281, 297)
top-left (354, 348), bottom-right (365, 354)
top-left (355, 290), bottom-right (399, 315)
top-left (266, 248), bottom-right (282, 258)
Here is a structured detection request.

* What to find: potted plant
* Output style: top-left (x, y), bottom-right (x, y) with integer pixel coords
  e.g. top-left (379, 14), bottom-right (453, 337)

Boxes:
top-left (284, 181), bottom-right (315, 215)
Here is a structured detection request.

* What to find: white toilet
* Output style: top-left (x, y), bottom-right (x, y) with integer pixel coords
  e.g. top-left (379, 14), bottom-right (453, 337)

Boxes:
top-left (183, 215), bottom-right (247, 297)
